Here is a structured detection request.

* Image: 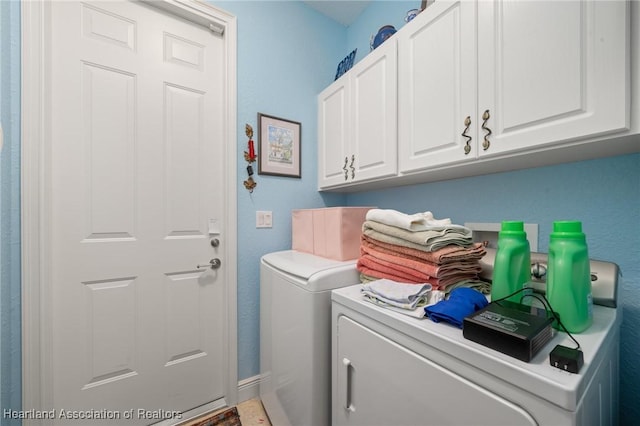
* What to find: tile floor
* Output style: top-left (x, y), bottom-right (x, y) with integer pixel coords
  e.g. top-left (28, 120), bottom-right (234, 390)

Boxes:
top-left (236, 399), bottom-right (271, 426)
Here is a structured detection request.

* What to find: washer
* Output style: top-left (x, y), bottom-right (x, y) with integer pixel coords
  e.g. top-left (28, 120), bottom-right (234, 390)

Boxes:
top-left (260, 250), bottom-right (359, 426)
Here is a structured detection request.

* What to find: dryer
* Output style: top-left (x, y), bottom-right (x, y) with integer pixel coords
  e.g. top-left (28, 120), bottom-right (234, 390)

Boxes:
top-left (260, 250), bottom-right (359, 426)
top-left (331, 256), bottom-right (621, 426)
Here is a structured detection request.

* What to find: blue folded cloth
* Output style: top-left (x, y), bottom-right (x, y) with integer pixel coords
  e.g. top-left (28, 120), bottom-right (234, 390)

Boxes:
top-left (424, 287), bottom-right (488, 328)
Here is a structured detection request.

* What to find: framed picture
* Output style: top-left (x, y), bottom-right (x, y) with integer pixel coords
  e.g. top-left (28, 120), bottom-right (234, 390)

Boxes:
top-left (257, 113), bottom-right (301, 178)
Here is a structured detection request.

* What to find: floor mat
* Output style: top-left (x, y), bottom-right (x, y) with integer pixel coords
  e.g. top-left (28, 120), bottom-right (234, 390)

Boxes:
top-left (188, 407), bottom-right (242, 426)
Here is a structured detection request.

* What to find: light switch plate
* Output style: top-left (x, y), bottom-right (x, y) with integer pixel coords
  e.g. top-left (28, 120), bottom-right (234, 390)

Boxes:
top-left (256, 211), bottom-right (272, 228)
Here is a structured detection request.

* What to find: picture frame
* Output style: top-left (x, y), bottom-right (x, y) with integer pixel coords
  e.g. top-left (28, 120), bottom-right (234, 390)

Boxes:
top-left (257, 113), bottom-right (301, 178)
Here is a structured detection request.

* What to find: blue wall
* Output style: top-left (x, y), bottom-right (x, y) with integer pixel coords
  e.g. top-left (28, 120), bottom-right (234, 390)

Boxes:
top-left (213, 0), bottom-right (420, 383)
top-left (212, 0), bottom-right (347, 380)
top-left (1, 1), bottom-right (639, 425)
top-left (0, 0), bottom-right (22, 424)
top-left (346, 1), bottom-right (418, 65)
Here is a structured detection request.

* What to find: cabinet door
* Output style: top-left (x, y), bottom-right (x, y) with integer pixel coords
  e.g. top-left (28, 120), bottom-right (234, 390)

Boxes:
top-left (334, 316), bottom-right (537, 426)
top-left (398, 0), bottom-right (477, 173)
top-left (350, 38), bottom-right (398, 182)
top-left (318, 78), bottom-right (351, 188)
top-left (477, 0), bottom-right (629, 157)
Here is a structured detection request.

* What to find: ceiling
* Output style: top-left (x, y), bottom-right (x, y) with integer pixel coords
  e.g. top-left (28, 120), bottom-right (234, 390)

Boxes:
top-left (302, 1), bottom-right (372, 26)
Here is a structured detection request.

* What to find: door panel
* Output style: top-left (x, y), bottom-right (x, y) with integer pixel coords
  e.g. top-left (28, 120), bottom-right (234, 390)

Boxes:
top-left (398, 0), bottom-right (477, 172)
top-left (335, 316), bottom-right (537, 426)
top-left (500, 1), bottom-right (582, 128)
top-left (351, 38), bottom-right (397, 182)
top-left (82, 277), bottom-right (138, 390)
top-left (318, 81), bottom-right (350, 187)
top-left (50, 1), bottom-right (226, 422)
top-left (477, 0), bottom-right (629, 156)
top-left (82, 63), bottom-right (136, 240)
top-left (164, 84), bottom-right (207, 236)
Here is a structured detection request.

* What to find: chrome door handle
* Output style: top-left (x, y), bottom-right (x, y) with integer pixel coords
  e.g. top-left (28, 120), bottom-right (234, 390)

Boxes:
top-left (197, 258), bottom-right (222, 269)
top-left (210, 238), bottom-right (220, 247)
top-left (343, 358), bottom-right (355, 413)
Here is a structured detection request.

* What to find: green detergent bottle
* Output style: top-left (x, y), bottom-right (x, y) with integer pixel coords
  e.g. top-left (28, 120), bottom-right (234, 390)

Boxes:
top-left (547, 221), bottom-right (592, 333)
top-left (491, 221), bottom-right (531, 303)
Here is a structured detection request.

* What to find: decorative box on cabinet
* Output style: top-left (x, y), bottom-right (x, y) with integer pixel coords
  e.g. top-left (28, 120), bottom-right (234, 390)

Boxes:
top-left (398, 0), bottom-right (630, 174)
top-left (332, 285), bottom-right (620, 426)
top-left (318, 38), bottom-right (398, 190)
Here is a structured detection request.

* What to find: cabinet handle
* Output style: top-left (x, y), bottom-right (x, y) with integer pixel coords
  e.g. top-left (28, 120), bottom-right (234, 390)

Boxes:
top-left (349, 154), bottom-right (355, 179)
top-left (462, 115), bottom-right (472, 155)
top-left (342, 357), bottom-right (355, 413)
top-left (343, 156), bottom-right (349, 180)
top-left (481, 109), bottom-right (492, 150)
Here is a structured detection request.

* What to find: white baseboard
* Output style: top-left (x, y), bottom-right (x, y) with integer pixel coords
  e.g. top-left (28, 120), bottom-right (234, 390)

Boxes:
top-left (237, 374), bottom-right (261, 403)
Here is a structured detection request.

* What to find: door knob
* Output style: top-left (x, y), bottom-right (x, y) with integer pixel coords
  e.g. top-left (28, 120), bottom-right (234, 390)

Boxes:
top-left (210, 238), bottom-right (220, 247)
top-left (197, 258), bottom-right (222, 269)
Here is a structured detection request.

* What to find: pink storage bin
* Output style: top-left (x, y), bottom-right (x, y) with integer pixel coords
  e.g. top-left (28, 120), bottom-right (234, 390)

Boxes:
top-left (292, 207), bottom-right (374, 261)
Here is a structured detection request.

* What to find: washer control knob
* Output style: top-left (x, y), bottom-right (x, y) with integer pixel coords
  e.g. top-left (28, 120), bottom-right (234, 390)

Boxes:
top-left (531, 262), bottom-right (547, 280)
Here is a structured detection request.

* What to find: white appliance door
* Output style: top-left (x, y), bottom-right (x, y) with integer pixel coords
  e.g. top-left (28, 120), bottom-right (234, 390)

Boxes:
top-left (335, 316), bottom-right (537, 426)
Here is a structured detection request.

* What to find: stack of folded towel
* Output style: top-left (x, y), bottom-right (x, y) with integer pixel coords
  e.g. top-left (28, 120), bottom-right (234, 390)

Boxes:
top-left (357, 209), bottom-right (489, 294)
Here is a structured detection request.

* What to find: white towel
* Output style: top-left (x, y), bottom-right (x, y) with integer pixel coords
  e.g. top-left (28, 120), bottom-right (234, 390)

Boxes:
top-left (361, 279), bottom-right (432, 310)
top-left (363, 295), bottom-right (427, 318)
top-left (362, 289), bottom-right (445, 319)
top-left (366, 209), bottom-right (452, 232)
top-left (427, 290), bottom-right (446, 306)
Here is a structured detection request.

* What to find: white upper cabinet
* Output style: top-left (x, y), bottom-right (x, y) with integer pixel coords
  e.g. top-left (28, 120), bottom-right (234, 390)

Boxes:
top-left (476, 0), bottom-right (629, 157)
top-left (398, 0), bottom-right (477, 173)
top-left (318, 0), bottom-right (633, 191)
top-left (318, 39), bottom-right (397, 189)
top-left (399, 0), bottom-right (629, 174)
top-left (318, 77), bottom-right (350, 188)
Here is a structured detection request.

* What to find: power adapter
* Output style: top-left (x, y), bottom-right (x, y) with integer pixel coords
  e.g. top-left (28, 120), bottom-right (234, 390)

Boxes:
top-left (549, 345), bottom-right (584, 373)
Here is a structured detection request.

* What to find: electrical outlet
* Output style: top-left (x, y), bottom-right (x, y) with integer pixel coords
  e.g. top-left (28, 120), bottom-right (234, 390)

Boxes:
top-left (465, 222), bottom-right (538, 251)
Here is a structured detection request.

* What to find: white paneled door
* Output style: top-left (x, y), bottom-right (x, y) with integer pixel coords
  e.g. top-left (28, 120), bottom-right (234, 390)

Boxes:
top-left (48, 1), bottom-right (227, 423)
